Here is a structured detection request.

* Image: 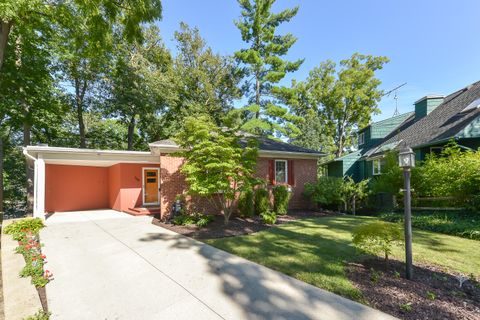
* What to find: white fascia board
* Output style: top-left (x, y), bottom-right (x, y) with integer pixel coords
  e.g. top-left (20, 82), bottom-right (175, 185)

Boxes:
top-left (258, 150), bottom-right (325, 159)
top-left (24, 146), bottom-right (159, 165)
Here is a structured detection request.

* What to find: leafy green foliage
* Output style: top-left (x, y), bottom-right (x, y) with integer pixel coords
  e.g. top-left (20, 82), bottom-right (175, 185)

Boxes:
top-left (5, 218), bottom-right (51, 287)
top-left (413, 142), bottom-right (480, 202)
top-left (303, 176), bottom-right (344, 209)
top-left (234, 0), bottom-right (303, 137)
top-left (369, 151), bottom-right (403, 196)
top-left (279, 53), bottom-right (388, 156)
top-left (237, 188), bottom-right (254, 218)
top-left (254, 188), bottom-right (270, 215)
top-left (23, 310), bottom-right (51, 320)
top-left (272, 185), bottom-right (291, 215)
top-left (379, 211), bottom-right (480, 240)
top-left (4, 218), bottom-right (44, 240)
top-left (342, 177), bottom-right (369, 214)
top-left (260, 210), bottom-right (277, 224)
top-left (352, 221), bottom-right (403, 262)
top-left (175, 115), bottom-right (258, 224)
top-left (172, 213), bottom-right (214, 227)
top-left (104, 25), bottom-right (172, 150)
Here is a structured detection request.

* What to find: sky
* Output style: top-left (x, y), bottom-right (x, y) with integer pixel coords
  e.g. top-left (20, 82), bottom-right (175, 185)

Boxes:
top-left (157, 0), bottom-right (480, 121)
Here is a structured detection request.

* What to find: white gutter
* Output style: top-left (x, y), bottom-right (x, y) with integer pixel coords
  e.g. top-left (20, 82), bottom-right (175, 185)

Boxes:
top-left (23, 148), bottom-right (37, 162)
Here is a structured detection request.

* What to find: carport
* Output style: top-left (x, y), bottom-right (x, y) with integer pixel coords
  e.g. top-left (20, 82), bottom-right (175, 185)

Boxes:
top-left (23, 146), bottom-right (160, 218)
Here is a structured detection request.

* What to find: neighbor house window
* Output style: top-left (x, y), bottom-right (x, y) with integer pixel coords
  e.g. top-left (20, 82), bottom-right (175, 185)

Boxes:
top-left (430, 147), bottom-right (443, 155)
top-left (275, 160), bottom-right (288, 183)
top-left (372, 158), bottom-right (385, 175)
top-left (358, 132), bottom-right (365, 145)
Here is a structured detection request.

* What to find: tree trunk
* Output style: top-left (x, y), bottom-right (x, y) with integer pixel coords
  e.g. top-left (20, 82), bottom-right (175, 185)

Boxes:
top-left (352, 194), bottom-right (356, 215)
top-left (0, 134), bottom-right (4, 218)
top-left (127, 115), bottom-right (136, 150)
top-left (0, 21), bottom-right (12, 72)
top-left (75, 79), bottom-right (87, 148)
top-left (24, 121), bottom-right (34, 216)
top-left (255, 74), bottom-right (260, 119)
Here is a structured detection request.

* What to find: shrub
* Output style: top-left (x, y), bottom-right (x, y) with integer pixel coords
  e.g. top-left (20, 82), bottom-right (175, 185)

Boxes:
top-left (196, 215), bottom-right (215, 227)
top-left (172, 213), bottom-right (215, 227)
top-left (237, 189), bottom-right (254, 217)
top-left (254, 188), bottom-right (270, 215)
top-left (24, 310), bottom-right (51, 320)
top-left (379, 211), bottom-right (480, 240)
top-left (260, 210), bottom-right (277, 224)
top-left (272, 185), bottom-right (291, 215)
top-left (352, 221), bottom-right (403, 262)
top-left (5, 218), bottom-right (51, 287)
top-left (303, 176), bottom-right (344, 209)
top-left (4, 218), bottom-right (45, 241)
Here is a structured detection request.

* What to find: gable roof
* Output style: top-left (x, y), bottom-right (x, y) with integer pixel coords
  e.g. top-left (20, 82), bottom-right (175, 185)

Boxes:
top-left (149, 136), bottom-right (325, 159)
top-left (364, 80), bottom-right (480, 158)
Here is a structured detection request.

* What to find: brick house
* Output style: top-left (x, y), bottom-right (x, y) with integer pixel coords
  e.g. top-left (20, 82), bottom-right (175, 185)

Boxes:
top-left (24, 137), bottom-right (324, 219)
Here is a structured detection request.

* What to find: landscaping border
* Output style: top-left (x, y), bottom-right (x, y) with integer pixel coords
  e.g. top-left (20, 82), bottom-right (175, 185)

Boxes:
top-left (1, 220), bottom-right (43, 320)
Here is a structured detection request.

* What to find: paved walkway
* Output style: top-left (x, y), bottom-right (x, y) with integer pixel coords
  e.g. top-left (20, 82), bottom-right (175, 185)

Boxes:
top-left (41, 210), bottom-right (396, 320)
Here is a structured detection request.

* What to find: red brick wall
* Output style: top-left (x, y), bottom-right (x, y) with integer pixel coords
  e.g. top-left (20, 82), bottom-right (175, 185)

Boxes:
top-left (255, 158), bottom-right (318, 209)
top-left (159, 154), bottom-right (318, 218)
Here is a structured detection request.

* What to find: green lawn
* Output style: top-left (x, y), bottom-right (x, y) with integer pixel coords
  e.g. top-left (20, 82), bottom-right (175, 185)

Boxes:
top-left (205, 216), bottom-right (480, 302)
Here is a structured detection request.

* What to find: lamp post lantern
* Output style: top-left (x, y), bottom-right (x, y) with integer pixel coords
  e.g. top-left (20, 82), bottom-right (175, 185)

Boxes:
top-left (398, 146), bottom-right (415, 280)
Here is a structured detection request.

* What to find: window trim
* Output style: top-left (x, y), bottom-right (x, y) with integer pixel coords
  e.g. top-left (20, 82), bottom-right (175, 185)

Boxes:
top-left (358, 132), bottom-right (365, 145)
top-left (372, 158), bottom-right (383, 176)
top-left (274, 159), bottom-right (288, 184)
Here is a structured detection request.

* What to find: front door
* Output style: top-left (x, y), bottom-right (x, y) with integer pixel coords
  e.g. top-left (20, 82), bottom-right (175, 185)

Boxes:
top-left (143, 168), bottom-right (159, 205)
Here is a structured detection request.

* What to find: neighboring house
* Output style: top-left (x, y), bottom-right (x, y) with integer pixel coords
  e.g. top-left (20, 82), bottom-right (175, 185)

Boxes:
top-left (326, 80), bottom-right (480, 181)
top-left (24, 137), bottom-right (324, 219)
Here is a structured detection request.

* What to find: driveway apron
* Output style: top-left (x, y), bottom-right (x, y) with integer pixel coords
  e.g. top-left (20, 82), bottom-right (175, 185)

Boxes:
top-left (41, 210), bottom-right (396, 320)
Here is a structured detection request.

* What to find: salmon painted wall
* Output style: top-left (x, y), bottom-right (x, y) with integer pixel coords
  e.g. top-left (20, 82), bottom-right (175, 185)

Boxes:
top-left (45, 164), bottom-right (109, 212)
top-left (108, 163), bottom-right (160, 211)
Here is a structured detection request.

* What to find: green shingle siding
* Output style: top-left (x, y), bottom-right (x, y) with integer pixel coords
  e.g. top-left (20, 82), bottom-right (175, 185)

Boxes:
top-left (456, 115), bottom-right (480, 139)
top-left (415, 97), bottom-right (444, 119)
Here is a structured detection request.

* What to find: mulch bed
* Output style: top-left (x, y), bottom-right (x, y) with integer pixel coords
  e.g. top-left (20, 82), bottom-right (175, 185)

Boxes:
top-left (347, 258), bottom-right (480, 320)
top-left (152, 210), bottom-right (332, 239)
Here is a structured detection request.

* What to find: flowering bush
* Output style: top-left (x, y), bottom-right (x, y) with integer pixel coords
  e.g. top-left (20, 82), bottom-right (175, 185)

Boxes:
top-left (4, 218), bottom-right (52, 287)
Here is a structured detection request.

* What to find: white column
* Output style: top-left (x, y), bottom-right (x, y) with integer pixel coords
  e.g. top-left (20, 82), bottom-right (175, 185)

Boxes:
top-left (34, 155), bottom-right (46, 219)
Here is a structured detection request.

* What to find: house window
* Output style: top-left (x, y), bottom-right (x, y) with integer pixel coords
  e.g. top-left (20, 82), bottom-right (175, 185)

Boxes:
top-left (358, 132), bottom-right (365, 145)
top-left (372, 158), bottom-right (385, 175)
top-left (430, 147), bottom-right (443, 155)
top-left (275, 160), bottom-right (288, 184)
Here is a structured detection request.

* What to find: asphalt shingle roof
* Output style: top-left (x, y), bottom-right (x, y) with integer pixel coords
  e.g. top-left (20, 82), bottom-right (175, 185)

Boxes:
top-left (364, 80), bottom-right (480, 157)
top-left (151, 136), bottom-right (324, 155)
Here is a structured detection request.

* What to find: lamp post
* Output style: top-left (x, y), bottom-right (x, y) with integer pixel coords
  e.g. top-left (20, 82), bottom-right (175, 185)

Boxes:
top-left (398, 146), bottom-right (415, 280)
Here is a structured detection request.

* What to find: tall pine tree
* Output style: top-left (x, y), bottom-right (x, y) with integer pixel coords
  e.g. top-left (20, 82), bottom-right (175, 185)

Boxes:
top-left (234, 0), bottom-right (303, 138)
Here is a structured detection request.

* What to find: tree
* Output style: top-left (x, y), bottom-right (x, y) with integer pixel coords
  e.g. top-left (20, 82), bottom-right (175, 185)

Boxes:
top-left (342, 177), bottom-right (369, 215)
top-left (159, 23), bottom-right (242, 139)
top-left (104, 25), bottom-right (172, 150)
top-left (0, 0), bottom-right (163, 73)
top-left (234, 0), bottom-right (303, 137)
top-left (175, 116), bottom-right (258, 224)
top-left (0, 17), bottom-right (61, 213)
top-left (285, 53), bottom-right (388, 157)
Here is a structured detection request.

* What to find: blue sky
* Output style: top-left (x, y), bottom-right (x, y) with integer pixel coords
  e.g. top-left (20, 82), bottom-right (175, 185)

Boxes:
top-left (158, 0), bottom-right (480, 121)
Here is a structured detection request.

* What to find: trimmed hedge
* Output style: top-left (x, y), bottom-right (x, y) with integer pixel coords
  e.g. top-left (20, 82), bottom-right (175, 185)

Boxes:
top-left (254, 188), bottom-right (270, 215)
top-left (238, 189), bottom-right (254, 217)
top-left (273, 185), bottom-right (291, 215)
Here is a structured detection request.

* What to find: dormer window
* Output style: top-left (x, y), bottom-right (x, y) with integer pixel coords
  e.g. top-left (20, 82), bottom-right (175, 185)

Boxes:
top-left (358, 132), bottom-right (365, 145)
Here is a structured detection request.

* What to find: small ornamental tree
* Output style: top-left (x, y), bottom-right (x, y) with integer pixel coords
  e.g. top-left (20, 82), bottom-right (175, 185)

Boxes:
top-left (175, 116), bottom-right (258, 225)
top-left (342, 177), bottom-right (369, 215)
top-left (352, 221), bottom-right (403, 263)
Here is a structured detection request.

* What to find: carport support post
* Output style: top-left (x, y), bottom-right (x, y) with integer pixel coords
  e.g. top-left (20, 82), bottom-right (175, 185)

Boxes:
top-left (35, 155), bottom-right (45, 218)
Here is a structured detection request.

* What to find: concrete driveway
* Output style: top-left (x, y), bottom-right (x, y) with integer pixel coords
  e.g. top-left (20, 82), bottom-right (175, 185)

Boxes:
top-left (41, 210), bottom-right (395, 320)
